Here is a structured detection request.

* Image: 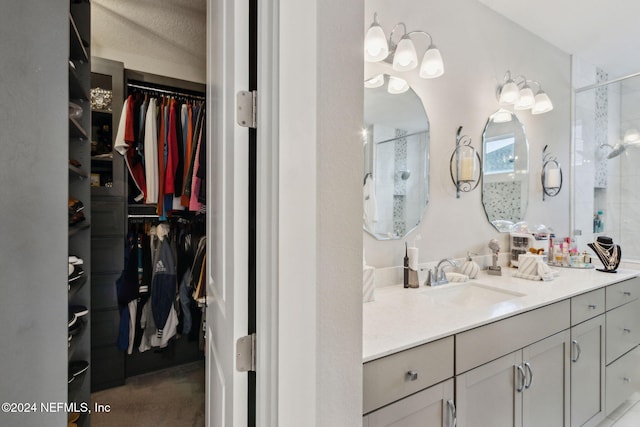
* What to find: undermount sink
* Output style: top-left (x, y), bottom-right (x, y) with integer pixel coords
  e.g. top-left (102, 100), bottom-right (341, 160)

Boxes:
top-left (420, 283), bottom-right (525, 309)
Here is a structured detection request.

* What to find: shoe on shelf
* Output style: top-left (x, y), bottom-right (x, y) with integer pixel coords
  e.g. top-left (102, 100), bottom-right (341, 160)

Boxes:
top-left (68, 211), bottom-right (86, 226)
top-left (69, 360), bottom-right (89, 379)
top-left (68, 198), bottom-right (84, 216)
top-left (68, 264), bottom-right (85, 282)
top-left (68, 319), bottom-right (84, 336)
top-left (69, 305), bottom-right (88, 318)
top-left (68, 275), bottom-right (87, 293)
top-left (68, 255), bottom-right (84, 265)
top-left (68, 312), bottom-right (77, 328)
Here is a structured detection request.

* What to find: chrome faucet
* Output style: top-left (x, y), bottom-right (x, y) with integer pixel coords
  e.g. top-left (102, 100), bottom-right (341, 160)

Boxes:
top-left (426, 258), bottom-right (459, 286)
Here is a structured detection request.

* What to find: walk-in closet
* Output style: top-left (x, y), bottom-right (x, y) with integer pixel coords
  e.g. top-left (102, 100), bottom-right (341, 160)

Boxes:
top-left (68, 1), bottom-right (208, 425)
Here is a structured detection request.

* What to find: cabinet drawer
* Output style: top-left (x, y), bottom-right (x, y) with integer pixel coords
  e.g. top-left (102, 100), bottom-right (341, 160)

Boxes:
top-left (571, 289), bottom-right (605, 326)
top-left (91, 199), bottom-right (125, 237)
top-left (456, 300), bottom-right (570, 374)
top-left (605, 345), bottom-right (640, 415)
top-left (606, 277), bottom-right (640, 310)
top-left (606, 298), bottom-right (640, 364)
top-left (363, 336), bottom-right (454, 414)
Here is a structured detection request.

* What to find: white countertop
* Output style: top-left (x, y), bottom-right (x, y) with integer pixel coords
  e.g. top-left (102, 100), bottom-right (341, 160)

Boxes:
top-left (363, 266), bottom-right (640, 362)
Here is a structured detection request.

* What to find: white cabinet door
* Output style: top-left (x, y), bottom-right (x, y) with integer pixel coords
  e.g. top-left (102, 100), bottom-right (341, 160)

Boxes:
top-left (365, 379), bottom-right (455, 427)
top-left (570, 315), bottom-right (605, 427)
top-left (522, 330), bottom-right (570, 427)
top-left (456, 351), bottom-right (522, 427)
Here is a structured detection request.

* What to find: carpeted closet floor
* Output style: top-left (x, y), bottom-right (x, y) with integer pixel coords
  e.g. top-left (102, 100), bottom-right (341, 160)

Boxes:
top-left (90, 360), bottom-right (205, 427)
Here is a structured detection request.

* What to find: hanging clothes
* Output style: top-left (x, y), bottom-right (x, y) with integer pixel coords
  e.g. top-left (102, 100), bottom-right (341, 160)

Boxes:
top-left (144, 97), bottom-right (159, 204)
top-left (114, 96), bottom-right (147, 201)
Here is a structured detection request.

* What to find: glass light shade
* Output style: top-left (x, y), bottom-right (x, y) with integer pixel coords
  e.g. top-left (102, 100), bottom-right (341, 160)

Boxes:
top-left (531, 91), bottom-right (553, 114)
top-left (623, 128), bottom-right (640, 144)
top-left (419, 46), bottom-right (444, 78)
top-left (387, 76), bottom-right (409, 94)
top-left (364, 24), bottom-right (389, 62)
top-left (514, 86), bottom-right (535, 110)
top-left (364, 74), bottom-right (385, 89)
top-left (492, 108), bottom-right (513, 123)
top-left (499, 80), bottom-right (520, 105)
top-left (392, 36), bottom-right (418, 71)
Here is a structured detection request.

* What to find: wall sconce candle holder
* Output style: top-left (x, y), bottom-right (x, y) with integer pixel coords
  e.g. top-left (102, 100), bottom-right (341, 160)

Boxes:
top-left (450, 126), bottom-right (482, 198)
top-left (541, 145), bottom-right (562, 201)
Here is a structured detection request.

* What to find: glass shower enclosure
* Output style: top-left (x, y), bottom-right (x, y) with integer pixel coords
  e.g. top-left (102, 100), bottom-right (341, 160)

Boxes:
top-left (574, 73), bottom-right (640, 260)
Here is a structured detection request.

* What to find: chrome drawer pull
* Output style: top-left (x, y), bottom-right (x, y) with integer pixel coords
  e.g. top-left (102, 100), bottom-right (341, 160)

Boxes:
top-left (516, 364), bottom-right (526, 392)
top-left (572, 340), bottom-right (581, 363)
top-left (623, 377), bottom-right (631, 383)
top-left (406, 370), bottom-right (418, 381)
top-left (623, 328), bottom-right (632, 333)
top-left (524, 362), bottom-right (533, 389)
top-left (588, 304), bottom-right (597, 309)
top-left (624, 291), bottom-right (632, 297)
top-left (447, 399), bottom-right (457, 427)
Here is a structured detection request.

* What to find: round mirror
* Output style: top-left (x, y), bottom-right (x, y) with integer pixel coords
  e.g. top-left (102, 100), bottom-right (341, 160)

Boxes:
top-left (481, 109), bottom-right (529, 232)
top-left (363, 74), bottom-right (430, 240)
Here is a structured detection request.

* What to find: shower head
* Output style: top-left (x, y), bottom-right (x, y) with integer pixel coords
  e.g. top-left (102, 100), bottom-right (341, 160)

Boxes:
top-left (607, 142), bottom-right (626, 159)
top-left (600, 142), bottom-right (627, 159)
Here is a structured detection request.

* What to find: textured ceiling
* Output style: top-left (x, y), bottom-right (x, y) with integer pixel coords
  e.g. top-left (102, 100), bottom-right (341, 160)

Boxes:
top-left (478, 0), bottom-right (640, 80)
top-left (91, 0), bottom-right (206, 78)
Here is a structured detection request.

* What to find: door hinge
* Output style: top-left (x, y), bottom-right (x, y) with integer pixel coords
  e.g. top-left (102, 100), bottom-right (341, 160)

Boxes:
top-left (236, 90), bottom-right (257, 128)
top-left (236, 333), bottom-right (256, 372)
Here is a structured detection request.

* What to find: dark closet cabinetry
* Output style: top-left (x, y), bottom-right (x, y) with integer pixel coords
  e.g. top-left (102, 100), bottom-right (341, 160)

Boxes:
top-left (90, 57), bottom-right (127, 392)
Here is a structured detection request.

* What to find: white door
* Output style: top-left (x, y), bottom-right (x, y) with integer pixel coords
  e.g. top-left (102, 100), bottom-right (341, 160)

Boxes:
top-left (206, 0), bottom-right (251, 425)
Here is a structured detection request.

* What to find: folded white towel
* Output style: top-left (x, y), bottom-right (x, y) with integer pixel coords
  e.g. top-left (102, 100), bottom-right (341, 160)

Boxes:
top-left (445, 272), bottom-right (469, 282)
top-left (515, 254), bottom-right (555, 281)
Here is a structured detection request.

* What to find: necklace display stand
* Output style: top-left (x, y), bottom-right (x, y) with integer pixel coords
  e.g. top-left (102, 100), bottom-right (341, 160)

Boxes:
top-left (588, 236), bottom-right (621, 273)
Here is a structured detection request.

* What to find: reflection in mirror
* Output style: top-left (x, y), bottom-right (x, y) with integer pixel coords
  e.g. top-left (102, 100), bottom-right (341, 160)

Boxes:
top-left (481, 110), bottom-right (529, 232)
top-left (363, 74), bottom-right (430, 240)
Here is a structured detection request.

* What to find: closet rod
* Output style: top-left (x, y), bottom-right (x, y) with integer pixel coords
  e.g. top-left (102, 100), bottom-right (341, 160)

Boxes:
top-left (126, 82), bottom-right (206, 100)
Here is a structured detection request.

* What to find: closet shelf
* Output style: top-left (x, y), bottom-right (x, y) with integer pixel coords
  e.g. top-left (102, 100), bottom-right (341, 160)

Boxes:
top-left (69, 164), bottom-right (89, 179)
top-left (69, 65), bottom-right (90, 101)
top-left (69, 117), bottom-right (88, 139)
top-left (69, 14), bottom-right (88, 63)
top-left (69, 222), bottom-right (90, 237)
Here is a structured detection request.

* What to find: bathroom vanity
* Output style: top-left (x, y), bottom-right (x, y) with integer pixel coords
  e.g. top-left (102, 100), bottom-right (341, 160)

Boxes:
top-left (363, 268), bottom-right (640, 427)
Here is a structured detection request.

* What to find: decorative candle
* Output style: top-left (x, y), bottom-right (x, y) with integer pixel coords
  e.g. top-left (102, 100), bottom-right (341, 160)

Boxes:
top-left (545, 168), bottom-right (561, 189)
top-left (460, 150), bottom-right (475, 182)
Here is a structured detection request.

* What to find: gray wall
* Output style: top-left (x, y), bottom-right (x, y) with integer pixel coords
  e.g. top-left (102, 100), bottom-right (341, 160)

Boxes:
top-left (0, 1), bottom-right (68, 426)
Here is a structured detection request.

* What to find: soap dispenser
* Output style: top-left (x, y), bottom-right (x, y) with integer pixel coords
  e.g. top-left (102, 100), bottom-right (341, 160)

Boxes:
top-left (460, 252), bottom-right (479, 279)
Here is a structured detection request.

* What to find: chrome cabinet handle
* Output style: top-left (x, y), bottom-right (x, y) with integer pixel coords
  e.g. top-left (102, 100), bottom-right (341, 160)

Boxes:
top-left (572, 339), bottom-right (582, 363)
top-left (624, 377), bottom-right (631, 383)
top-left (447, 399), bottom-right (457, 427)
top-left (624, 291), bottom-right (632, 297)
top-left (406, 370), bottom-right (418, 381)
top-left (588, 304), bottom-right (597, 309)
top-left (624, 328), bottom-right (632, 334)
top-left (516, 364), bottom-right (526, 392)
top-left (524, 362), bottom-right (533, 389)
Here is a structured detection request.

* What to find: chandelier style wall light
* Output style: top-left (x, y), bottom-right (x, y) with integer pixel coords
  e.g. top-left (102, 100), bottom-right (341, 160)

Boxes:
top-left (364, 13), bottom-right (444, 94)
top-left (497, 71), bottom-right (553, 115)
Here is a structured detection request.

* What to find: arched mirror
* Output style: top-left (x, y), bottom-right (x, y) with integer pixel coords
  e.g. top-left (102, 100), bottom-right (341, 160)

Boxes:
top-left (363, 74), bottom-right (430, 240)
top-left (481, 109), bottom-right (529, 232)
